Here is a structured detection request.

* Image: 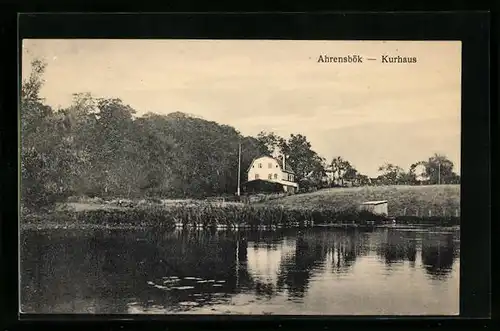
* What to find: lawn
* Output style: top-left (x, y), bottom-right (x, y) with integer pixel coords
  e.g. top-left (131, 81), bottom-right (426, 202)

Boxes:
top-left (257, 184), bottom-right (460, 217)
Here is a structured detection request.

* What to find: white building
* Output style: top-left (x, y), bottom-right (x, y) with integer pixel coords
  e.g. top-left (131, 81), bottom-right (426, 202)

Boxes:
top-left (246, 155), bottom-right (299, 193)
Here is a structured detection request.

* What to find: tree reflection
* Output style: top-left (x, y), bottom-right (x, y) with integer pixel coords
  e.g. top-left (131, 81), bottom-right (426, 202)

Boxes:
top-left (20, 232), bottom-right (45, 313)
top-left (331, 230), bottom-right (368, 273)
top-left (421, 234), bottom-right (456, 280)
top-left (243, 232), bottom-right (291, 299)
top-left (237, 236), bottom-right (248, 262)
top-left (377, 230), bottom-right (417, 267)
top-left (129, 230), bottom-right (257, 312)
top-left (20, 229), bottom-right (255, 313)
top-left (276, 231), bottom-right (328, 299)
top-left (20, 230), bottom-right (131, 313)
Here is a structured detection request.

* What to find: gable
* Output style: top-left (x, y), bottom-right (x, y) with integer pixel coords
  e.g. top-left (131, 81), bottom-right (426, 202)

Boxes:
top-left (247, 156), bottom-right (280, 172)
top-left (246, 155), bottom-right (296, 175)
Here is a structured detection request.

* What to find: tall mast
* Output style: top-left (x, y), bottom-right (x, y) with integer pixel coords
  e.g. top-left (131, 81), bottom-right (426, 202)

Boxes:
top-left (237, 142), bottom-right (241, 196)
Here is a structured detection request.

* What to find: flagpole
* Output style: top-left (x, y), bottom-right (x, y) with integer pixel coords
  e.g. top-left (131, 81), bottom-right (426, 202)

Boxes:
top-left (237, 142), bottom-right (241, 196)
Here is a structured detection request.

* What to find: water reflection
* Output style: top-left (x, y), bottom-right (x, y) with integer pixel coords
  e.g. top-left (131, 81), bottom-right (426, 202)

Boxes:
top-left (331, 229), bottom-right (371, 272)
top-left (20, 228), bottom-right (460, 315)
top-left (276, 234), bottom-right (328, 298)
top-left (421, 234), bottom-right (458, 280)
top-left (377, 230), bottom-right (418, 267)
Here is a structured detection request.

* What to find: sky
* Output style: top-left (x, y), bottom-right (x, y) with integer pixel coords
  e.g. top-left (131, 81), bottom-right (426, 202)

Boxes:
top-left (21, 39), bottom-right (461, 177)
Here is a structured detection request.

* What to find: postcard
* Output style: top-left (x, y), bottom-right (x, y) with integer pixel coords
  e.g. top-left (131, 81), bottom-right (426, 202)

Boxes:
top-left (20, 39), bottom-right (461, 315)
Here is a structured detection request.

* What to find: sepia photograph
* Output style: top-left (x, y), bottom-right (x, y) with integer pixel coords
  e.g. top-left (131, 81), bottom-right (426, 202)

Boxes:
top-left (20, 39), bottom-right (461, 315)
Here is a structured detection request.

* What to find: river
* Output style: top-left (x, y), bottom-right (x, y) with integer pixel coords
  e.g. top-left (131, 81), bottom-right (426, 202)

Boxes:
top-left (20, 227), bottom-right (459, 315)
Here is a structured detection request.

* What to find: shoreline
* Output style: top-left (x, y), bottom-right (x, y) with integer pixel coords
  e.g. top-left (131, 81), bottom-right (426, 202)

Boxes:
top-left (20, 197), bottom-right (460, 232)
top-left (20, 221), bottom-right (460, 232)
top-left (20, 222), bottom-right (148, 231)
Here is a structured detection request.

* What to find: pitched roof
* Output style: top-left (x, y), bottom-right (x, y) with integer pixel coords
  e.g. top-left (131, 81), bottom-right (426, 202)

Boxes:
top-left (246, 155), bottom-right (295, 174)
top-left (361, 200), bottom-right (388, 205)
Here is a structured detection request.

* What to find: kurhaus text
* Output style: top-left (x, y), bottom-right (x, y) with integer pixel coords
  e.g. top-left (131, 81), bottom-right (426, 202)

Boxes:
top-left (317, 54), bottom-right (418, 64)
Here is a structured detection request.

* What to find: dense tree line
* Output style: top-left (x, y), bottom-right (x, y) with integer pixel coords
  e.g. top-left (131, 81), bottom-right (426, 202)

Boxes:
top-left (21, 59), bottom-right (269, 210)
top-left (375, 154), bottom-right (460, 186)
top-left (326, 154), bottom-right (460, 188)
top-left (20, 59), bottom-right (460, 210)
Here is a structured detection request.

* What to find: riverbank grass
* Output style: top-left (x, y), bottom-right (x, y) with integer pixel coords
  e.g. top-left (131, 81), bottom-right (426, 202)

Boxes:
top-left (21, 185), bottom-right (460, 230)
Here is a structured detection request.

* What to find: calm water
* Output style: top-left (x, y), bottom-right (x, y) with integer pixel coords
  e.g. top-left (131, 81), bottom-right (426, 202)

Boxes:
top-left (20, 227), bottom-right (460, 315)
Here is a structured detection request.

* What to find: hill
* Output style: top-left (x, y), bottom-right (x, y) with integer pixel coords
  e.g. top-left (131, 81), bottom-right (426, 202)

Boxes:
top-left (257, 184), bottom-right (460, 217)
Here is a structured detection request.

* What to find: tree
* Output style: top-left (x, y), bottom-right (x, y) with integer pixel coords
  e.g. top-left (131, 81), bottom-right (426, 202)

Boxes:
top-left (20, 59), bottom-right (50, 142)
top-left (330, 156), bottom-right (352, 186)
top-left (90, 98), bottom-right (140, 196)
top-left (397, 171), bottom-right (417, 185)
top-left (133, 113), bottom-right (177, 196)
top-left (355, 174), bottom-right (370, 186)
top-left (147, 112), bottom-right (266, 198)
top-left (421, 154), bottom-right (457, 185)
top-left (21, 59), bottom-right (86, 209)
top-left (21, 59), bottom-right (54, 209)
top-left (21, 59), bottom-right (47, 101)
top-left (409, 161), bottom-right (428, 185)
top-left (377, 163), bottom-right (405, 185)
top-left (446, 173), bottom-right (461, 184)
top-left (56, 93), bottom-right (100, 196)
top-left (343, 166), bottom-right (358, 185)
top-left (281, 134), bottom-right (326, 189)
top-left (300, 154), bottom-right (328, 190)
top-left (256, 131), bottom-right (287, 157)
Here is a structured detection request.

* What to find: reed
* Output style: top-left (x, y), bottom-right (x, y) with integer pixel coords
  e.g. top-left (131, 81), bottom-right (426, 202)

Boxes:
top-left (21, 201), bottom-right (460, 230)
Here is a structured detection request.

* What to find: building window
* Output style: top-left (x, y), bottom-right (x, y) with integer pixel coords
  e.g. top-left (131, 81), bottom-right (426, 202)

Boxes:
top-left (255, 174), bottom-right (260, 179)
top-left (276, 165), bottom-right (278, 168)
top-left (274, 174), bottom-right (278, 179)
top-left (268, 174), bottom-right (272, 180)
top-left (268, 163), bottom-right (272, 168)
top-left (258, 163), bottom-right (262, 168)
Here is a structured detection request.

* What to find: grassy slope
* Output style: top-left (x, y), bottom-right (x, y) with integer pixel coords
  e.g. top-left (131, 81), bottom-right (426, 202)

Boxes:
top-left (257, 185), bottom-right (460, 217)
